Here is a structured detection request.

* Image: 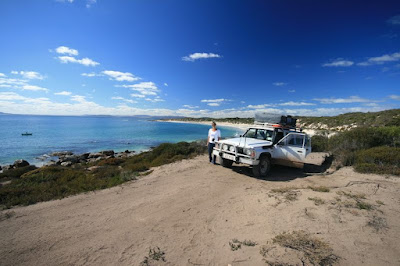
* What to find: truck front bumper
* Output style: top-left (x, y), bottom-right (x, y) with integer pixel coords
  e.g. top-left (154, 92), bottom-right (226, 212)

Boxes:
top-left (212, 150), bottom-right (259, 165)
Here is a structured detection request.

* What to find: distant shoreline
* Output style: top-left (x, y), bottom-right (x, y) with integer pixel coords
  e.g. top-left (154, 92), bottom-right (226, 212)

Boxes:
top-left (155, 119), bottom-right (249, 131)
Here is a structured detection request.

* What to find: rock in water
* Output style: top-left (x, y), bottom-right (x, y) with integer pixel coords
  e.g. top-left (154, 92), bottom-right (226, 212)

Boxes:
top-left (61, 161), bottom-right (73, 167)
top-left (101, 150), bottom-right (114, 156)
top-left (13, 159), bottom-right (30, 168)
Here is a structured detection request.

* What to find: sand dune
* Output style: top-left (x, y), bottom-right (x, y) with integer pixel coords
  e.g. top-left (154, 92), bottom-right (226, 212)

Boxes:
top-left (1, 154), bottom-right (399, 265)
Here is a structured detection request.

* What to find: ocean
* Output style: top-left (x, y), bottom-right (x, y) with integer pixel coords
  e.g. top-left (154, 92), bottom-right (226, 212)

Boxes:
top-left (0, 114), bottom-right (241, 166)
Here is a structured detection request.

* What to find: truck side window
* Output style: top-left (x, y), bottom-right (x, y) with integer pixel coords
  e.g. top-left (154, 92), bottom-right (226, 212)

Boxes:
top-left (287, 134), bottom-right (304, 147)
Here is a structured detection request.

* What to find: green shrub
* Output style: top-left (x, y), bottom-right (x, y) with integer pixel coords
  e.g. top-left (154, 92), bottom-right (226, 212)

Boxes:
top-left (354, 146), bottom-right (400, 175)
top-left (97, 157), bottom-right (124, 166)
top-left (311, 135), bottom-right (329, 152)
top-left (328, 126), bottom-right (400, 166)
top-left (0, 165), bottom-right (37, 181)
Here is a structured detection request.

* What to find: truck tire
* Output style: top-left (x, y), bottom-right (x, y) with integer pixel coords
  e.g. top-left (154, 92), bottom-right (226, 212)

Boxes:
top-left (252, 155), bottom-right (271, 177)
top-left (221, 158), bottom-right (233, 168)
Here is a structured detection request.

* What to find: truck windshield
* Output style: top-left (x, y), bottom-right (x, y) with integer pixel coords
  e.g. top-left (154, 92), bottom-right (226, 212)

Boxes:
top-left (243, 128), bottom-right (274, 141)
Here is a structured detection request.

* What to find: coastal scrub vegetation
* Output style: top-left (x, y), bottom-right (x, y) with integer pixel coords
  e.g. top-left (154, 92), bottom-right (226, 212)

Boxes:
top-left (311, 126), bottom-right (400, 175)
top-left (0, 141), bottom-right (206, 208)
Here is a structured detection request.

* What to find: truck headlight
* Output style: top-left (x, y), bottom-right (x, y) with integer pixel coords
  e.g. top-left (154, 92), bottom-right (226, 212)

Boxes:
top-left (244, 148), bottom-right (252, 156)
top-left (222, 144), bottom-right (228, 151)
top-left (229, 145), bottom-right (235, 152)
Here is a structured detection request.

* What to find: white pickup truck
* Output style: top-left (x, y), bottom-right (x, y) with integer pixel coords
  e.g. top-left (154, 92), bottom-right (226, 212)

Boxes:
top-left (212, 120), bottom-right (311, 177)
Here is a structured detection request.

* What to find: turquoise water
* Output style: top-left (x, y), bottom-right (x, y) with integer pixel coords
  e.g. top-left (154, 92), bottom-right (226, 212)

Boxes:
top-left (0, 114), bottom-right (240, 166)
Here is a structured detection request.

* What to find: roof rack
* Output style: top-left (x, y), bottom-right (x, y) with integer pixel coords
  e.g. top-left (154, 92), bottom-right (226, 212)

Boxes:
top-left (253, 122), bottom-right (303, 132)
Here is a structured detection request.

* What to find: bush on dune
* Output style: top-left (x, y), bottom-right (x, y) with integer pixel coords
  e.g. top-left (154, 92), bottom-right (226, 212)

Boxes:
top-left (328, 126), bottom-right (400, 167)
top-left (0, 165), bottom-right (37, 181)
top-left (311, 126), bottom-right (400, 175)
top-left (355, 146), bottom-right (400, 175)
top-left (123, 141), bottom-right (206, 171)
top-left (311, 135), bottom-right (329, 152)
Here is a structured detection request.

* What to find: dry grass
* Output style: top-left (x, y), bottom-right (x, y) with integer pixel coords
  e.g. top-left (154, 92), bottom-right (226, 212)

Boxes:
top-left (367, 216), bottom-right (388, 232)
top-left (308, 186), bottom-right (330, 193)
top-left (308, 197), bottom-right (325, 206)
top-left (272, 231), bottom-right (339, 265)
top-left (0, 211), bottom-right (15, 221)
top-left (140, 247), bottom-right (166, 266)
top-left (337, 191), bottom-right (366, 200)
top-left (229, 239), bottom-right (257, 251)
top-left (271, 187), bottom-right (299, 201)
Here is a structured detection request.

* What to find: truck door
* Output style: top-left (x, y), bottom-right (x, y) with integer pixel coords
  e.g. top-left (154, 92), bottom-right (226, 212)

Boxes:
top-left (273, 133), bottom-right (307, 168)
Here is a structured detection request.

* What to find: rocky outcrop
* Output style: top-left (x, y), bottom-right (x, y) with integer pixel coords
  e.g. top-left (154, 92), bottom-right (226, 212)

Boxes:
top-left (100, 150), bottom-right (114, 156)
top-left (50, 151), bottom-right (73, 157)
top-left (51, 150), bottom-right (135, 167)
top-left (2, 150), bottom-right (137, 170)
top-left (13, 159), bottom-right (30, 168)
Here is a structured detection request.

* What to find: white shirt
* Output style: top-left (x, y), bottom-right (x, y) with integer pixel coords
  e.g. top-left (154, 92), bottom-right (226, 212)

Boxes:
top-left (208, 129), bottom-right (221, 144)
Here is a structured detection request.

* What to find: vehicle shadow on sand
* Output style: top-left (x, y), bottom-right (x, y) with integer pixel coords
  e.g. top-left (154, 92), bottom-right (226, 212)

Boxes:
top-left (228, 155), bottom-right (334, 181)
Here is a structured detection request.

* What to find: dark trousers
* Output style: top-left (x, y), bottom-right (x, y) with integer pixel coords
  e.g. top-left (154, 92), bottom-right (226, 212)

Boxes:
top-left (208, 143), bottom-right (216, 163)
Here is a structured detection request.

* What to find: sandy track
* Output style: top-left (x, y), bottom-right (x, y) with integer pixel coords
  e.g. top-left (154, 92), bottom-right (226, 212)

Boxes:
top-left (1, 154), bottom-right (400, 265)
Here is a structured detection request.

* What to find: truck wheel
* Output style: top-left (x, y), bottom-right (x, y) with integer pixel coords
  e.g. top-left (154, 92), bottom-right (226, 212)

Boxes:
top-left (221, 158), bottom-right (233, 168)
top-left (252, 156), bottom-right (271, 177)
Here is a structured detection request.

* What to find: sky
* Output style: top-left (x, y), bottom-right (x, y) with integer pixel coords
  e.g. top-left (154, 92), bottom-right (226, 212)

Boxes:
top-left (0, 0), bottom-right (400, 117)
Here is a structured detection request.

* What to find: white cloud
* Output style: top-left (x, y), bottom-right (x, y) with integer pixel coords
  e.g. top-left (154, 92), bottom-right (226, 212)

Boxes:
top-left (182, 52), bottom-right (221, 62)
top-left (313, 96), bottom-right (370, 104)
top-left (0, 73), bottom-right (6, 77)
top-left (201, 98), bottom-right (228, 103)
top-left (389, 95), bottom-right (400, 100)
top-left (54, 91), bottom-right (72, 96)
top-left (102, 70), bottom-right (139, 82)
top-left (111, 96), bottom-right (136, 104)
top-left (58, 56), bottom-right (99, 66)
top-left (12, 71), bottom-right (44, 80)
top-left (358, 52), bottom-right (400, 66)
top-left (164, 83), bottom-right (168, 87)
top-left (0, 92), bottom-right (28, 101)
top-left (0, 91), bottom-right (390, 117)
top-left (81, 72), bottom-right (99, 77)
top-left (57, 0), bottom-right (75, 3)
top-left (273, 82), bottom-right (287, 86)
top-left (70, 95), bottom-right (87, 103)
top-left (145, 97), bottom-right (165, 103)
top-left (387, 15), bottom-right (400, 25)
top-left (119, 82), bottom-right (159, 96)
top-left (130, 93), bottom-right (146, 98)
top-left (279, 101), bottom-right (315, 106)
top-left (247, 104), bottom-right (271, 109)
top-left (183, 105), bottom-right (199, 109)
top-left (55, 46), bottom-right (78, 56)
top-left (0, 77), bottom-right (27, 87)
top-left (20, 85), bottom-right (48, 92)
top-left (288, 89), bottom-right (296, 93)
top-left (207, 103), bottom-right (220, 107)
top-left (322, 58), bottom-right (354, 67)
top-left (86, 0), bottom-right (96, 8)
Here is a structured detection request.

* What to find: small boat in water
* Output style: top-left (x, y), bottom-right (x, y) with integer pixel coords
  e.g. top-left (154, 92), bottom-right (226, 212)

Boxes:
top-left (21, 132), bottom-right (33, 136)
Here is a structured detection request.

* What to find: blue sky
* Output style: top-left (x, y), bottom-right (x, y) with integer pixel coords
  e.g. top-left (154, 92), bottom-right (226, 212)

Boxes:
top-left (0, 0), bottom-right (399, 117)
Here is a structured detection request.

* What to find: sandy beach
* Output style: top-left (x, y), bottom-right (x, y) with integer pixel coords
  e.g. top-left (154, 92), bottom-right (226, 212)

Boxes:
top-left (1, 153), bottom-right (399, 265)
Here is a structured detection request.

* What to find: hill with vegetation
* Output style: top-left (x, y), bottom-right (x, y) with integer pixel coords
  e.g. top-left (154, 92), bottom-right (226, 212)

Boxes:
top-left (161, 109), bottom-right (400, 130)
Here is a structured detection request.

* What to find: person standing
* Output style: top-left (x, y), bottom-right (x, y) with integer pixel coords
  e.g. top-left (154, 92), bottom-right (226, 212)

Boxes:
top-left (207, 121), bottom-right (221, 164)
